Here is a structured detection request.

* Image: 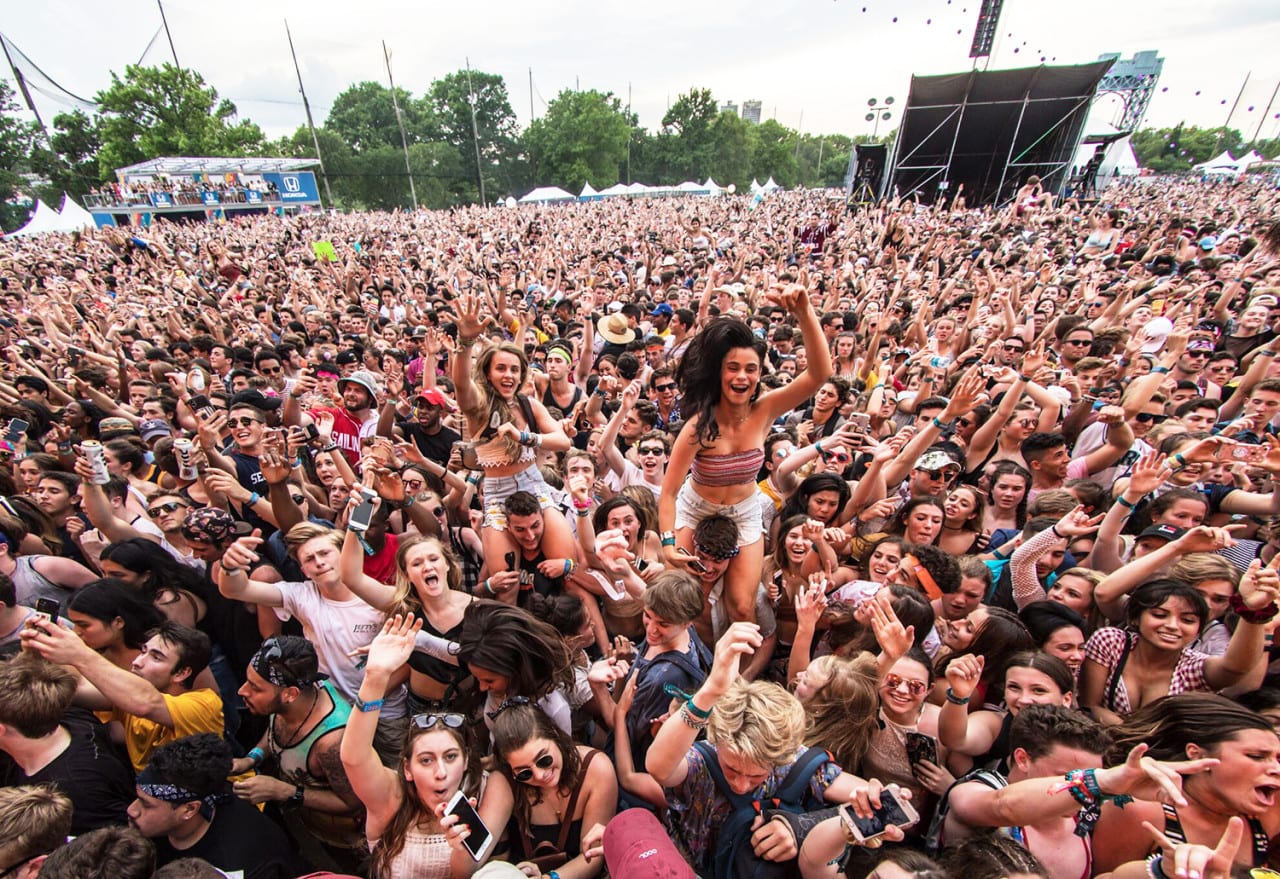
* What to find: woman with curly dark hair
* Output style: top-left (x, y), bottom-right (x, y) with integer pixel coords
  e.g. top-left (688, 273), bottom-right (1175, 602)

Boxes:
top-left (658, 287), bottom-right (832, 632)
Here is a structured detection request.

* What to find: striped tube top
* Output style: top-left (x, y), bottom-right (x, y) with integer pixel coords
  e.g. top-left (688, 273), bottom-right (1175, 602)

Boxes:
top-left (691, 448), bottom-right (766, 487)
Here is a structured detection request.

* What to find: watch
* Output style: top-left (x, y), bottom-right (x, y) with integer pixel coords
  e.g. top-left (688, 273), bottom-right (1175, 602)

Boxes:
top-left (288, 784), bottom-right (305, 805)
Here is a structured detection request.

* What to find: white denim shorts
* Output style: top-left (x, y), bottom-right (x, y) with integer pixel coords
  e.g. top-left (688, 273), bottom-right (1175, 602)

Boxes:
top-left (674, 479), bottom-right (763, 545)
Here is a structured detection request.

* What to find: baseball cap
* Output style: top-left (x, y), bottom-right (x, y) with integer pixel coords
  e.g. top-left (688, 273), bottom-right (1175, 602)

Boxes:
top-left (228, 389), bottom-right (283, 411)
top-left (603, 809), bottom-right (696, 878)
top-left (1137, 524), bottom-right (1185, 544)
top-left (650, 303), bottom-right (673, 317)
top-left (915, 450), bottom-right (961, 473)
top-left (138, 419), bottom-right (173, 441)
top-left (415, 388), bottom-right (455, 411)
top-left (335, 350), bottom-right (360, 366)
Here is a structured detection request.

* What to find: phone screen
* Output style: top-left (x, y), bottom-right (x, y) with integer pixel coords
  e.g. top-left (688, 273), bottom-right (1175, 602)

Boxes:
top-left (445, 792), bottom-right (492, 861)
top-left (34, 598), bottom-right (60, 624)
top-left (4, 419), bottom-right (28, 442)
top-left (905, 732), bottom-right (938, 767)
top-left (840, 791), bottom-right (916, 841)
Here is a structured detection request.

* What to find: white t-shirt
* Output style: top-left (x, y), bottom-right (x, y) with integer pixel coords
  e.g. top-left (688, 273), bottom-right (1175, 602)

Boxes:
top-left (603, 458), bottom-right (662, 498)
top-left (272, 581), bottom-right (407, 717)
top-left (1069, 420), bottom-right (1148, 489)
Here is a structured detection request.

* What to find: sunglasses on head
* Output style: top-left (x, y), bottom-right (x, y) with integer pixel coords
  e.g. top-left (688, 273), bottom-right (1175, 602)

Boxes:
top-left (148, 501), bottom-right (188, 517)
top-left (411, 712), bottom-right (465, 731)
top-left (511, 752), bottom-right (556, 783)
top-left (1135, 412), bottom-right (1168, 424)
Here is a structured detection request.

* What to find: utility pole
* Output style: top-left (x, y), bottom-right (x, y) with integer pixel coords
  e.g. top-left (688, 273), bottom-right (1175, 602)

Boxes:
top-left (382, 40), bottom-right (418, 211)
top-left (465, 58), bottom-right (486, 206)
top-left (626, 81), bottom-right (632, 185)
top-left (285, 20), bottom-right (334, 208)
top-left (528, 67), bottom-right (534, 122)
top-left (1216, 71), bottom-right (1250, 154)
top-left (157, 0), bottom-right (181, 68)
top-left (1252, 80), bottom-right (1280, 145)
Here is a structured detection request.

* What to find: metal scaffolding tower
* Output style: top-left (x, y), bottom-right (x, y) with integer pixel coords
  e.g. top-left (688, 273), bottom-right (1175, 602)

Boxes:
top-left (1095, 51), bottom-right (1164, 132)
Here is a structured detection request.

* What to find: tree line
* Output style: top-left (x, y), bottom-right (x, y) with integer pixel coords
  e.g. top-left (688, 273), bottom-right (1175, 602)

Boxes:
top-left (1, 61), bottom-right (1277, 226)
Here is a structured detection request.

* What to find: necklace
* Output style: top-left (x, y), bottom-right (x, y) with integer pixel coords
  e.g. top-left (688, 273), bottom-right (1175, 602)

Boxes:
top-left (275, 688), bottom-right (322, 750)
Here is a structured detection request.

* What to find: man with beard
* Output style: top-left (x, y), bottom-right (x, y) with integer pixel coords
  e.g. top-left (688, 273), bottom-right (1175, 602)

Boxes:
top-left (286, 368), bottom-right (380, 466)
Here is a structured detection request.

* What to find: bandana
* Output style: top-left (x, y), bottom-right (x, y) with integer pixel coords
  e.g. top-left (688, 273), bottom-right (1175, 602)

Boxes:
top-left (180, 507), bottom-right (237, 543)
top-left (249, 638), bottom-right (328, 689)
top-left (137, 765), bottom-right (229, 820)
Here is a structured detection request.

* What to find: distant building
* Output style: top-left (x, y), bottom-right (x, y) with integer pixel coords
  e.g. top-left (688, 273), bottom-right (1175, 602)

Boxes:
top-left (720, 100), bottom-right (739, 117)
top-left (742, 100), bottom-right (762, 125)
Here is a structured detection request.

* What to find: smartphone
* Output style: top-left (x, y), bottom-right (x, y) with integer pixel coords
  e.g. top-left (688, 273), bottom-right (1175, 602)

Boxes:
top-left (303, 423), bottom-right (320, 442)
top-left (347, 488), bottom-right (377, 533)
top-left (838, 790), bottom-right (919, 844)
top-left (604, 578), bottom-right (628, 601)
top-left (189, 394), bottom-right (214, 420)
top-left (905, 731), bottom-right (938, 767)
top-left (848, 413), bottom-right (871, 434)
top-left (677, 547), bottom-right (707, 575)
top-left (33, 598), bottom-right (60, 625)
top-left (4, 418), bottom-right (28, 442)
top-left (444, 790), bottom-right (493, 861)
top-left (505, 551), bottom-right (516, 571)
top-left (1230, 443), bottom-right (1268, 464)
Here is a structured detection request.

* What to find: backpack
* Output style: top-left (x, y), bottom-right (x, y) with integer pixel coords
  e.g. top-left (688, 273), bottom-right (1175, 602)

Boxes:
top-left (693, 740), bottom-right (831, 879)
top-left (923, 767), bottom-right (1007, 854)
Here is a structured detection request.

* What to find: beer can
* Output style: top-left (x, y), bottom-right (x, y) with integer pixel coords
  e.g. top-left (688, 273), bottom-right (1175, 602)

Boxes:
top-left (174, 438), bottom-right (199, 481)
top-left (81, 440), bottom-right (110, 485)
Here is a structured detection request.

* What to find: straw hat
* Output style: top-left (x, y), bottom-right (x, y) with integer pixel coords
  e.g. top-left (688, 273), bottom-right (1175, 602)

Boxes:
top-left (597, 313), bottom-right (636, 345)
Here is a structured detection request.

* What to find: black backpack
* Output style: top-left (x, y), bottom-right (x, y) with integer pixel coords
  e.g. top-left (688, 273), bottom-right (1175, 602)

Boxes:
top-left (693, 740), bottom-right (831, 879)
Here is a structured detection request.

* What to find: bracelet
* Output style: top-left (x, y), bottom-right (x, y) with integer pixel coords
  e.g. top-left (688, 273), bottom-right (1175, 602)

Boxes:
top-left (945, 687), bottom-right (971, 705)
top-left (483, 579), bottom-right (495, 596)
top-left (1146, 853), bottom-right (1169, 879)
top-left (572, 499), bottom-right (592, 511)
top-left (1115, 495), bottom-right (1141, 510)
top-left (1152, 366), bottom-right (1169, 374)
top-left (1172, 452), bottom-right (1188, 468)
top-left (678, 702), bottom-right (709, 730)
top-left (247, 491), bottom-right (261, 506)
top-left (221, 566), bottom-right (244, 576)
top-left (595, 389), bottom-right (608, 399)
top-left (814, 442), bottom-right (825, 457)
top-left (1229, 590), bottom-right (1280, 624)
top-left (289, 785), bottom-right (305, 805)
top-left (562, 559), bottom-right (574, 576)
top-left (549, 871), bottom-right (562, 879)
top-left (1260, 349), bottom-right (1278, 358)
top-left (685, 698), bottom-right (712, 720)
top-left (1017, 374), bottom-right (1031, 382)
top-left (247, 747), bottom-right (265, 766)
top-left (660, 531), bottom-right (676, 547)
top-left (457, 335), bottom-right (479, 348)
top-left (575, 507), bottom-right (591, 518)
top-left (319, 442), bottom-right (338, 453)
top-left (932, 416), bottom-right (954, 430)
top-left (354, 696), bottom-right (385, 713)
top-left (466, 473), bottom-right (481, 485)
top-left (1050, 525), bottom-right (1065, 539)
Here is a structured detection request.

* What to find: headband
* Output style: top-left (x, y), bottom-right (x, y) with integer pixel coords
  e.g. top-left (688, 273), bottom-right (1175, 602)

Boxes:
top-left (250, 639), bottom-right (327, 689)
top-left (137, 765), bottom-right (228, 820)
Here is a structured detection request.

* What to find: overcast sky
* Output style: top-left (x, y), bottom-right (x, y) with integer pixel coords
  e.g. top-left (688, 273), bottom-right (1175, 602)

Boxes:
top-left (5, 0), bottom-right (1280, 146)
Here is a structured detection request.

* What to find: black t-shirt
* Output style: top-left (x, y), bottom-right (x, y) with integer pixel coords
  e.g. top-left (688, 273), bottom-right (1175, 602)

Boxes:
top-left (152, 796), bottom-right (292, 879)
top-left (231, 452), bottom-right (275, 537)
top-left (0, 709), bottom-right (135, 835)
top-left (397, 421), bottom-right (461, 468)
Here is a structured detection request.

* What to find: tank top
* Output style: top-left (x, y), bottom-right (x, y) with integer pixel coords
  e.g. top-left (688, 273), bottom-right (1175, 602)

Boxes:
top-left (12, 556), bottom-right (74, 614)
top-left (374, 826), bottom-right (453, 879)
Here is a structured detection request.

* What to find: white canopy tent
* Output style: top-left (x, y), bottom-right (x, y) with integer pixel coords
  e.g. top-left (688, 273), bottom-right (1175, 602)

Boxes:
top-left (579, 182), bottom-right (601, 201)
top-left (9, 200), bottom-right (63, 236)
top-left (1195, 151), bottom-right (1242, 176)
top-left (762, 177), bottom-right (782, 192)
top-left (598, 183), bottom-right (630, 197)
top-left (518, 186), bottom-right (576, 204)
top-left (703, 178), bottom-right (723, 195)
top-left (1239, 150), bottom-right (1268, 170)
top-left (57, 195), bottom-right (97, 231)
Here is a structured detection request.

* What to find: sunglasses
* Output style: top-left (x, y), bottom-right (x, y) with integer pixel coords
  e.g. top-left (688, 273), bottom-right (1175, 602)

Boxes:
top-left (403, 478), bottom-right (426, 490)
top-left (654, 383), bottom-right (676, 393)
top-left (1135, 412), bottom-right (1168, 424)
top-left (411, 712), bottom-right (465, 731)
top-left (259, 366), bottom-right (283, 374)
top-left (1063, 338), bottom-right (1093, 346)
top-left (228, 416), bottom-right (262, 428)
top-left (148, 501), bottom-right (188, 517)
top-left (882, 674), bottom-right (928, 696)
top-left (511, 752), bottom-right (556, 783)
top-left (637, 447), bottom-right (665, 457)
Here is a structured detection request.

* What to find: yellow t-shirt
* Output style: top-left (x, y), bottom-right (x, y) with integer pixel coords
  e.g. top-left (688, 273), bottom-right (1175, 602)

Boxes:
top-left (114, 688), bottom-right (225, 772)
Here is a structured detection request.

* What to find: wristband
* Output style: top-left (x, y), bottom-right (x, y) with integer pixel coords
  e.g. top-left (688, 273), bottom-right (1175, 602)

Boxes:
top-left (1017, 374), bottom-right (1031, 383)
top-left (401, 495), bottom-right (415, 509)
top-left (220, 566), bottom-right (244, 577)
top-left (549, 871), bottom-right (562, 879)
top-left (1050, 525), bottom-right (1065, 539)
top-left (576, 507), bottom-right (591, 517)
top-left (1152, 366), bottom-right (1169, 374)
top-left (289, 785), bottom-right (305, 805)
top-left (247, 747), bottom-right (265, 766)
top-left (562, 559), bottom-right (574, 576)
top-left (661, 531), bottom-right (676, 547)
top-left (1146, 853), bottom-right (1169, 879)
top-left (483, 579), bottom-right (495, 596)
top-left (1172, 452), bottom-right (1188, 468)
top-left (1260, 349), bottom-right (1278, 358)
top-left (931, 416), bottom-right (954, 431)
top-left (685, 698), bottom-right (712, 720)
top-left (354, 696), bottom-right (385, 713)
top-left (1229, 590), bottom-right (1280, 624)
top-left (247, 491), bottom-right (261, 506)
top-left (319, 442), bottom-right (339, 453)
top-left (815, 442), bottom-right (825, 457)
top-left (945, 687), bottom-right (971, 705)
top-left (457, 335), bottom-right (479, 348)
top-left (1115, 495), bottom-right (1140, 510)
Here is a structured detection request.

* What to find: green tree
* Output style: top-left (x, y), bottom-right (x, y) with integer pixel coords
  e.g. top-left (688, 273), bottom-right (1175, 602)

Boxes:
top-left (30, 110), bottom-right (102, 200)
top-left (749, 118), bottom-right (798, 187)
top-left (428, 70), bottom-right (519, 203)
top-left (0, 81), bottom-right (38, 230)
top-left (707, 110), bottom-right (752, 190)
top-left (523, 89), bottom-right (631, 192)
top-left (660, 88), bottom-right (719, 181)
top-left (324, 81), bottom-right (435, 153)
top-left (1132, 125), bottom-right (1244, 173)
top-left (94, 64), bottom-right (265, 178)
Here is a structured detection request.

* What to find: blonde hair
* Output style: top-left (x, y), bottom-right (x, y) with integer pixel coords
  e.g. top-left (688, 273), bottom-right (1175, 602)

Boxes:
top-left (1170, 552), bottom-right (1240, 588)
top-left (0, 784), bottom-right (72, 866)
top-left (800, 652), bottom-right (880, 770)
top-left (707, 679), bottom-right (806, 767)
top-left (389, 534), bottom-right (464, 618)
top-left (283, 522), bottom-right (342, 559)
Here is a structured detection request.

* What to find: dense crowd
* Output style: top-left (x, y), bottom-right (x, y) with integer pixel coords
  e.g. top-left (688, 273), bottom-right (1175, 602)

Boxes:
top-left (1, 176), bottom-right (1280, 879)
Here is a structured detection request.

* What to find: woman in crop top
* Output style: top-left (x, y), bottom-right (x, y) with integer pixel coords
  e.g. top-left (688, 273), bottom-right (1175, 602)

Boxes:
top-left (452, 291), bottom-right (577, 582)
top-left (660, 285), bottom-right (832, 632)
top-left (339, 530), bottom-right (473, 713)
